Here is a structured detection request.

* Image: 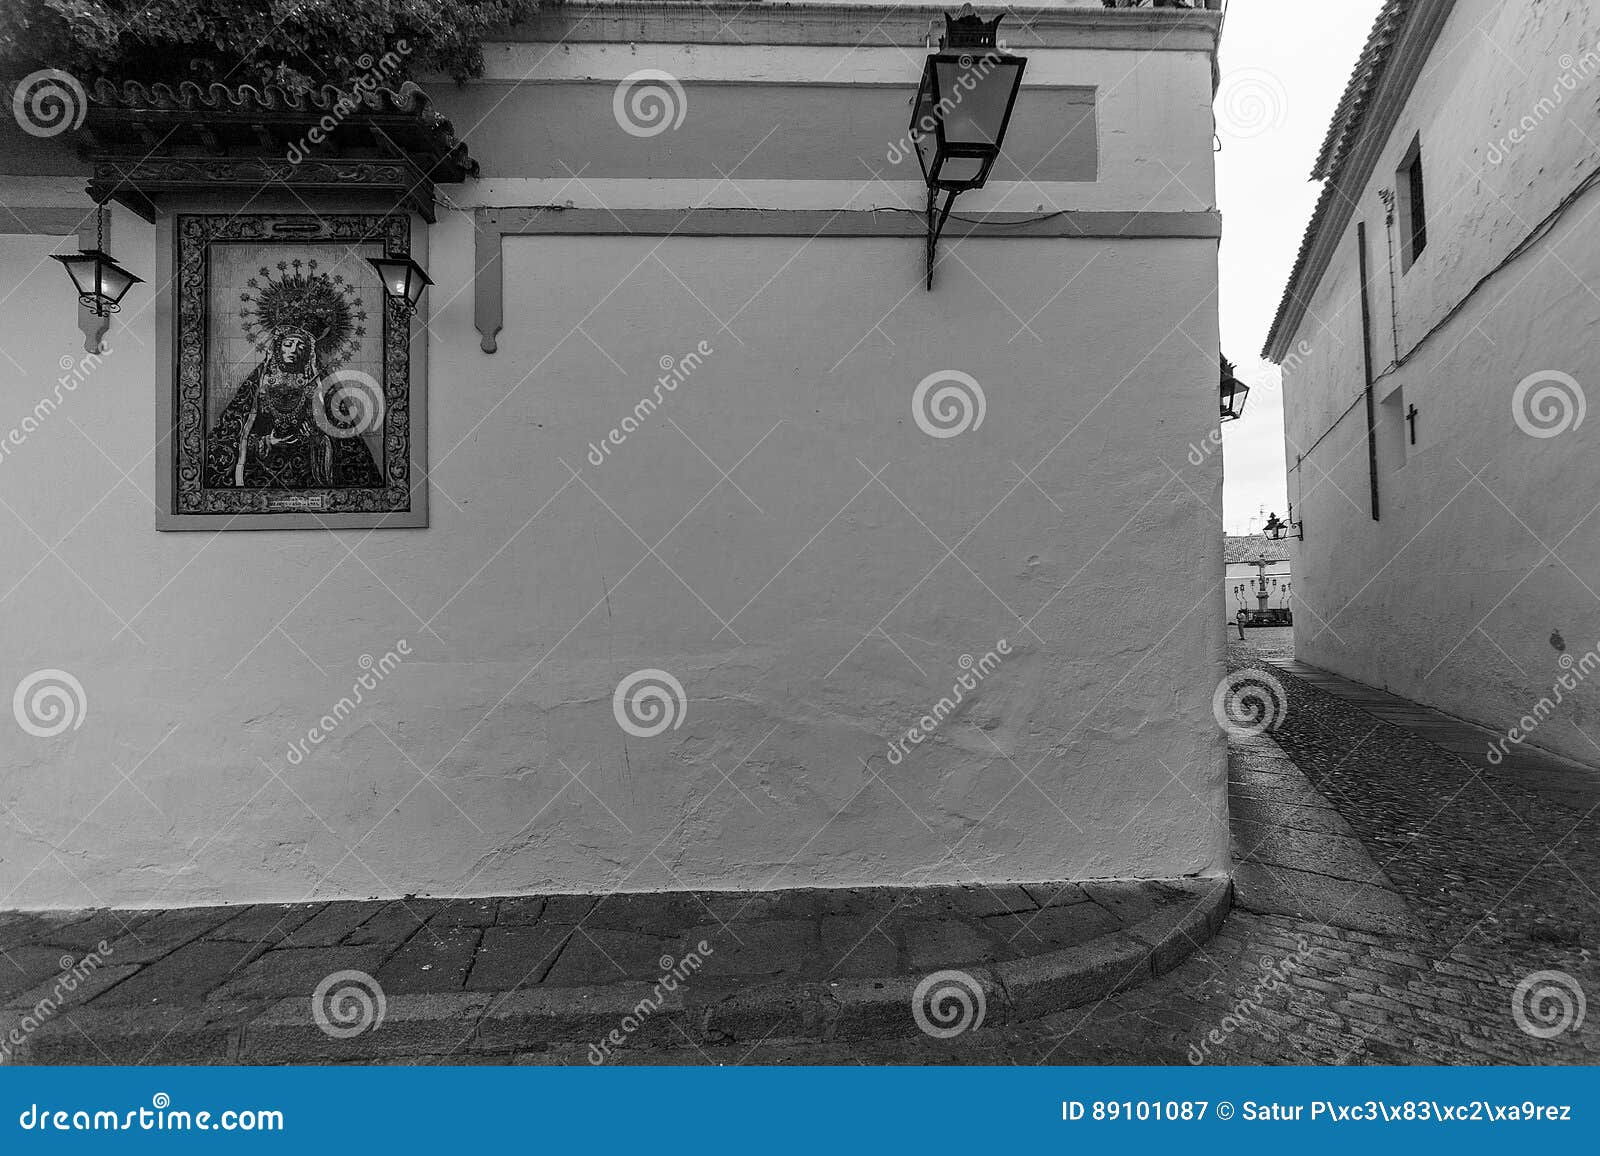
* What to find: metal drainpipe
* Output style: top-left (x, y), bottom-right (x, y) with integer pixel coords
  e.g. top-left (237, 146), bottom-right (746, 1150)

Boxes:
top-left (1356, 221), bottom-right (1381, 522)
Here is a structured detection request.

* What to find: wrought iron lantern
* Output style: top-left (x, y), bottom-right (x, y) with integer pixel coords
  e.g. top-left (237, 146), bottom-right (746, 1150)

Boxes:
top-left (365, 253), bottom-right (432, 315)
top-left (1264, 508), bottom-right (1303, 541)
top-left (1220, 355), bottom-right (1249, 422)
top-left (909, 5), bottom-right (1027, 289)
top-left (52, 202), bottom-right (142, 316)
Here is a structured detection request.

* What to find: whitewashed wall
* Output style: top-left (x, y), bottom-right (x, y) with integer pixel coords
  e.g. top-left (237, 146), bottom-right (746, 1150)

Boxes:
top-left (0, 28), bottom-right (1227, 907)
top-left (1281, 0), bottom-right (1600, 766)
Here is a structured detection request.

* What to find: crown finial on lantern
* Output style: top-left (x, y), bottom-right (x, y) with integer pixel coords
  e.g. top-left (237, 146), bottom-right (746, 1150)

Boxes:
top-left (943, 4), bottom-right (1004, 49)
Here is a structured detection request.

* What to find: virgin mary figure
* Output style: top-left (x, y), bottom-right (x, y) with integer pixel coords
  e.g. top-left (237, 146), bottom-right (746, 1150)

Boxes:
top-left (203, 258), bottom-right (384, 491)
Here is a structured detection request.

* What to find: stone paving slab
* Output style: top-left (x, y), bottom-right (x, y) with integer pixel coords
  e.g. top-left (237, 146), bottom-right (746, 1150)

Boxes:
top-left (545, 928), bottom-right (676, 986)
top-left (1021, 883), bottom-right (1089, 909)
top-left (1225, 723), bottom-right (1423, 938)
top-left (281, 902), bottom-right (383, 949)
top-left (202, 904), bottom-right (322, 944)
top-left (1, 946), bottom-right (91, 1004)
top-left (0, 910), bottom-right (146, 952)
top-left (346, 900), bottom-right (437, 946)
top-left (4, 963), bottom-right (140, 1016)
top-left (1, 874), bottom-right (1229, 1063)
top-left (212, 946), bottom-right (391, 1003)
top-left (1232, 862), bottom-right (1420, 936)
top-left (377, 926), bottom-right (482, 995)
top-left (466, 924), bottom-right (574, 991)
top-left (1233, 819), bottom-right (1391, 887)
top-left (93, 940), bottom-right (268, 1007)
top-left (818, 915), bottom-right (899, 977)
top-left (1229, 793), bottom-right (1359, 837)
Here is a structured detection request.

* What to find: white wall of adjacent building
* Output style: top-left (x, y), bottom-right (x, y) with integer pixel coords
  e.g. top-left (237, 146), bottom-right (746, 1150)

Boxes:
top-left (0, 10), bottom-right (1229, 907)
top-left (1279, 0), bottom-right (1600, 766)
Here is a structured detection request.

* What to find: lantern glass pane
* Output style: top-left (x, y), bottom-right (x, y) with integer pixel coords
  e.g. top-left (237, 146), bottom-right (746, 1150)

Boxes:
top-left (909, 77), bottom-right (939, 181)
top-left (937, 155), bottom-right (985, 185)
top-left (366, 255), bottom-right (431, 309)
top-left (1220, 378), bottom-right (1248, 420)
top-left (56, 253), bottom-right (96, 295)
top-left (98, 261), bottom-right (135, 300)
top-left (932, 57), bottom-right (1022, 148)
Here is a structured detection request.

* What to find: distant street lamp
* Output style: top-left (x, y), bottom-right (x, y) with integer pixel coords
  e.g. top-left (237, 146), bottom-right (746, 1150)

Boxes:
top-left (1220, 355), bottom-right (1249, 422)
top-left (909, 5), bottom-right (1027, 289)
top-left (1264, 507), bottom-right (1304, 541)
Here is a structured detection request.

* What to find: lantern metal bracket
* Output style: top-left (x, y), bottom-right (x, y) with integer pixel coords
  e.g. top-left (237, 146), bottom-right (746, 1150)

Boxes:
top-left (926, 186), bottom-right (957, 291)
top-left (1264, 508), bottom-right (1305, 542)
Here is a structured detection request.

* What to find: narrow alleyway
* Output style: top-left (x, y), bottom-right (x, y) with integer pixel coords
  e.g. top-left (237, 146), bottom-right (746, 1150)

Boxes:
top-left (605, 627), bottom-right (1600, 1065)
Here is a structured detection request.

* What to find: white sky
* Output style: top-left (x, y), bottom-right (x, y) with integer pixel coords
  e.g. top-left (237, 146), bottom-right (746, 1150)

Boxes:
top-left (1217, 0), bottom-right (1387, 533)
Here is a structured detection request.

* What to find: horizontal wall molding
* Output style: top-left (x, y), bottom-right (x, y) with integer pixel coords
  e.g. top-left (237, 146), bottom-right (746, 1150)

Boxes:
top-left (491, 2), bottom-right (1223, 50)
top-left (0, 206), bottom-right (90, 235)
top-left (473, 205), bottom-right (1222, 352)
top-left (480, 206), bottom-right (1221, 237)
top-left (462, 179), bottom-right (1200, 215)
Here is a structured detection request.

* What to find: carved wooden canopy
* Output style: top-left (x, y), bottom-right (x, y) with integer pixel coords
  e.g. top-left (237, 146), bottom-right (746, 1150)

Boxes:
top-left (79, 80), bottom-right (476, 222)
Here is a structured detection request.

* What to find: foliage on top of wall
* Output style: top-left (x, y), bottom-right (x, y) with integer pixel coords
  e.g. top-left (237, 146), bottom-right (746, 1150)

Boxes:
top-left (0, 0), bottom-right (538, 92)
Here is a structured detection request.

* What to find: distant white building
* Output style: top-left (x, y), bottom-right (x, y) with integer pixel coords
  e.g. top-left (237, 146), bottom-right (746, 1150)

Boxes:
top-left (1264, 0), bottom-right (1600, 765)
top-left (1224, 534), bottom-right (1292, 621)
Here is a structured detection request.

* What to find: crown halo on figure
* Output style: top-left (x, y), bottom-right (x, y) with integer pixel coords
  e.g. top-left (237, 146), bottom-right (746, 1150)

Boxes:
top-left (238, 257), bottom-right (369, 370)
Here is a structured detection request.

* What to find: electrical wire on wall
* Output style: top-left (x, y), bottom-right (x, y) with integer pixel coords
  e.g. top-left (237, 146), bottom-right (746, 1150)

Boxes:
top-left (1287, 158), bottom-right (1600, 476)
top-left (868, 205), bottom-right (1074, 228)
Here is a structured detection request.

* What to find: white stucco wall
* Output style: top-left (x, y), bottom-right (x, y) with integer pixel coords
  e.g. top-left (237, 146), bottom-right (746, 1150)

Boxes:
top-left (1280, 0), bottom-right (1600, 765)
top-left (0, 16), bottom-right (1227, 907)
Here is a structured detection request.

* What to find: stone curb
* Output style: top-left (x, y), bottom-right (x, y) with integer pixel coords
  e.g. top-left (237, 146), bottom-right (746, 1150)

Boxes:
top-left (11, 878), bottom-right (1231, 1063)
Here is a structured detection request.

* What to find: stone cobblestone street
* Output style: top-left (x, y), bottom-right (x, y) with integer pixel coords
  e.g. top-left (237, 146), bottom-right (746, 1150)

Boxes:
top-left (595, 628), bottom-right (1600, 1065)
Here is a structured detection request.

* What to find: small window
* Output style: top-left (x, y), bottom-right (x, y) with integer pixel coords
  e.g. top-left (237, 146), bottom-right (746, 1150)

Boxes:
top-left (1397, 135), bottom-right (1427, 269)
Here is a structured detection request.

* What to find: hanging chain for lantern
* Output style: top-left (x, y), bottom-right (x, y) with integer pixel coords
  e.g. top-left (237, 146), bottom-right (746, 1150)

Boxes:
top-left (53, 200), bottom-right (143, 318)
